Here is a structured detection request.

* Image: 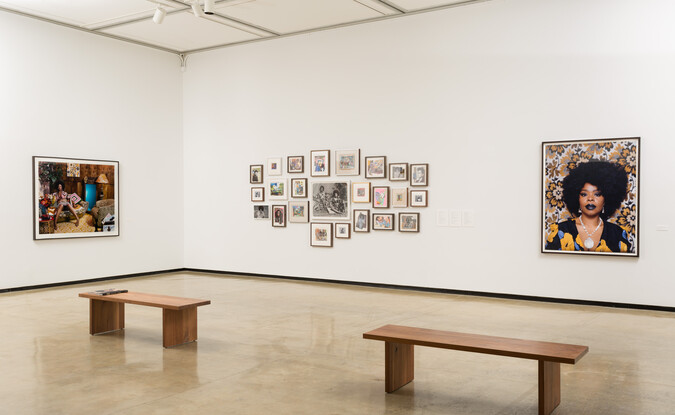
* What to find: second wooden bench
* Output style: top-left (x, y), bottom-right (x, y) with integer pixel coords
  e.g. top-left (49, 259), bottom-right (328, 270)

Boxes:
top-left (363, 324), bottom-right (588, 415)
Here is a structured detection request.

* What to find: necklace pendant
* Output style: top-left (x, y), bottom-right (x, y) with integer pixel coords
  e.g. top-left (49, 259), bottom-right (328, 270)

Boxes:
top-left (584, 237), bottom-right (595, 249)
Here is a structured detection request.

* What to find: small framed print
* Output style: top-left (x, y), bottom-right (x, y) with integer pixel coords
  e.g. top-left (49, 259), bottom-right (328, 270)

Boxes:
top-left (410, 190), bottom-right (428, 207)
top-left (288, 201), bottom-right (309, 223)
top-left (253, 205), bottom-right (269, 220)
top-left (335, 223), bottom-right (351, 239)
top-left (353, 209), bottom-right (370, 232)
top-left (399, 212), bottom-right (420, 232)
top-left (372, 213), bottom-right (395, 231)
top-left (251, 187), bottom-right (264, 202)
top-left (391, 187), bottom-right (408, 208)
top-left (365, 156), bottom-right (387, 179)
top-left (291, 178), bottom-right (308, 198)
top-left (269, 179), bottom-right (288, 200)
top-left (310, 222), bottom-right (333, 247)
top-left (272, 205), bottom-right (286, 227)
top-left (335, 149), bottom-right (360, 176)
top-left (250, 164), bottom-right (263, 184)
top-left (372, 186), bottom-right (390, 209)
top-left (311, 181), bottom-right (350, 220)
top-left (352, 182), bottom-right (371, 203)
top-left (311, 150), bottom-right (330, 177)
top-left (268, 158), bottom-right (282, 176)
top-left (389, 163), bottom-right (408, 181)
top-left (288, 156), bottom-right (304, 173)
top-left (410, 163), bottom-right (428, 186)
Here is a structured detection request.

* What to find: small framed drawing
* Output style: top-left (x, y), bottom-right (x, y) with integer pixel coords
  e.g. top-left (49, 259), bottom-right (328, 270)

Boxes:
top-left (310, 222), bottom-right (333, 247)
top-left (372, 186), bottom-right (389, 209)
top-left (391, 187), bottom-right (408, 208)
top-left (288, 201), bottom-right (309, 223)
top-left (389, 163), bottom-right (408, 181)
top-left (251, 187), bottom-right (264, 202)
top-left (311, 181), bottom-right (350, 220)
top-left (352, 182), bottom-right (371, 203)
top-left (335, 149), bottom-right (360, 176)
top-left (269, 179), bottom-right (288, 200)
top-left (399, 212), bottom-right (420, 232)
top-left (335, 223), bottom-right (351, 239)
top-left (253, 205), bottom-right (269, 220)
top-left (250, 164), bottom-right (263, 184)
top-left (372, 213), bottom-right (395, 231)
top-left (353, 209), bottom-right (370, 232)
top-left (410, 190), bottom-right (428, 207)
top-left (272, 205), bottom-right (286, 227)
top-left (291, 178), bottom-right (308, 198)
top-left (311, 150), bottom-right (330, 177)
top-left (365, 156), bottom-right (387, 179)
top-left (288, 156), bottom-right (304, 173)
top-left (267, 158), bottom-right (282, 176)
top-left (410, 163), bottom-right (428, 186)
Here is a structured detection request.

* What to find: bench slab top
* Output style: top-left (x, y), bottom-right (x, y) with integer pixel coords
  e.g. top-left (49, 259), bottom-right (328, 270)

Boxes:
top-left (79, 291), bottom-right (211, 310)
top-left (363, 325), bottom-right (588, 364)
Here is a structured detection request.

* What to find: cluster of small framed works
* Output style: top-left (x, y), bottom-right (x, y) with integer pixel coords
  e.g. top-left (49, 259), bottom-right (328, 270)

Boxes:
top-left (250, 149), bottom-right (429, 246)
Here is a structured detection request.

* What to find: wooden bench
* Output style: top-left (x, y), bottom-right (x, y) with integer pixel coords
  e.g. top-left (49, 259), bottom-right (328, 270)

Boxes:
top-left (79, 291), bottom-right (211, 348)
top-left (363, 325), bottom-right (588, 415)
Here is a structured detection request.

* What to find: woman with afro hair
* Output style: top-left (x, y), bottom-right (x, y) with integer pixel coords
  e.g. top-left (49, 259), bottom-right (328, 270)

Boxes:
top-left (546, 160), bottom-right (632, 253)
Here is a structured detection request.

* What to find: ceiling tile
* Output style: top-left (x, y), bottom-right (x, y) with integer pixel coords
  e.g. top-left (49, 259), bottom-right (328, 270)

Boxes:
top-left (100, 10), bottom-right (262, 52)
top-left (388, 0), bottom-right (469, 12)
top-left (0, 0), bottom-right (162, 27)
top-left (215, 0), bottom-right (387, 34)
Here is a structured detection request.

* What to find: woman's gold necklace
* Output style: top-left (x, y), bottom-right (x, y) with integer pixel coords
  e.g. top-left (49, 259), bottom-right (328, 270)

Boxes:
top-left (579, 216), bottom-right (603, 249)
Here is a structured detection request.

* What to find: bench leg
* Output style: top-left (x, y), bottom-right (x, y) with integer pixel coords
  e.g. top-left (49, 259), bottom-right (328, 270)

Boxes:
top-left (385, 341), bottom-right (414, 393)
top-left (538, 361), bottom-right (561, 415)
top-left (89, 299), bottom-right (124, 335)
top-left (163, 307), bottom-right (198, 348)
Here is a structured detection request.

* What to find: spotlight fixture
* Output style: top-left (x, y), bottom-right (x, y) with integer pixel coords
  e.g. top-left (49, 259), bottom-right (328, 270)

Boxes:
top-left (152, 6), bottom-right (166, 24)
top-left (191, 2), bottom-right (205, 17)
top-left (204, 0), bottom-right (215, 15)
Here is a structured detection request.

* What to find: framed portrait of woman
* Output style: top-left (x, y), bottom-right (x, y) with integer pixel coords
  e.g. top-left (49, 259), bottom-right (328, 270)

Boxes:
top-left (541, 137), bottom-right (639, 257)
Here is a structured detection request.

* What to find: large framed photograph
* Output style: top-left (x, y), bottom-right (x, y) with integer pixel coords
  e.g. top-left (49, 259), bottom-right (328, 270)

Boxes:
top-left (410, 163), bottom-right (428, 186)
top-left (250, 164), bottom-right (263, 184)
top-left (353, 209), bottom-right (370, 232)
top-left (372, 186), bottom-right (389, 209)
top-left (291, 178), bottom-right (308, 198)
top-left (351, 182), bottom-right (371, 203)
top-left (365, 156), bottom-right (386, 179)
top-left (272, 205), bottom-right (286, 227)
top-left (399, 212), bottom-right (420, 232)
top-left (311, 181), bottom-right (350, 221)
top-left (372, 213), bottom-right (395, 231)
top-left (389, 163), bottom-right (408, 181)
top-left (251, 187), bottom-right (264, 202)
top-left (267, 157), bottom-right (282, 176)
top-left (410, 190), bottom-right (428, 207)
top-left (542, 137), bottom-right (639, 257)
top-left (288, 156), bottom-right (304, 173)
top-left (33, 156), bottom-right (119, 240)
top-left (288, 201), bottom-right (309, 223)
top-left (269, 179), bottom-right (288, 201)
top-left (253, 205), bottom-right (269, 220)
top-left (391, 187), bottom-right (408, 208)
top-left (311, 150), bottom-right (330, 177)
top-left (310, 222), bottom-right (333, 247)
top-left (335, 149), bottom-right (360, 176)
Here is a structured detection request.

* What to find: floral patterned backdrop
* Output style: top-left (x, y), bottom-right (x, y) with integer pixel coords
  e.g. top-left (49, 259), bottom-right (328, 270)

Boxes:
top-left (543, 138), bottom-right (639, 252)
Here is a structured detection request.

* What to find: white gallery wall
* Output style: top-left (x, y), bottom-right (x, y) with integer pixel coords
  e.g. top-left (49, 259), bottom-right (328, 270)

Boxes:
top-left (183, 0), bottom-right (675, 307)
top-left (0, 12), bottom-right (184, 289)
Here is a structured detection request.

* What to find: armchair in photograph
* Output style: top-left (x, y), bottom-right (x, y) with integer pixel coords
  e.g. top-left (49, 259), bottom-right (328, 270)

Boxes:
top-left (91, 199), bottom-right (115, 229)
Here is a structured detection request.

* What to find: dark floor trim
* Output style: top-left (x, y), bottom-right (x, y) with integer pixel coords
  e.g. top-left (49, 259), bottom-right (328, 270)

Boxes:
top-left (0, 269), bottom-right (183, 294)
top-left (3, 267), bottom-right (674, 313)
top-left (185, 268), bottom-right (675, 313)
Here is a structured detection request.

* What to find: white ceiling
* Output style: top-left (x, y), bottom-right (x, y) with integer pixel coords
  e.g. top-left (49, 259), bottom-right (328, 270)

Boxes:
top-left (0, 0), bottom-right (485, 54)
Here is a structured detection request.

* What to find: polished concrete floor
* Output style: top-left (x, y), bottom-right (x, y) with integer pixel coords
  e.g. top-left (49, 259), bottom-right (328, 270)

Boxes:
top-left (1, 271), bottom-right (674, 414)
